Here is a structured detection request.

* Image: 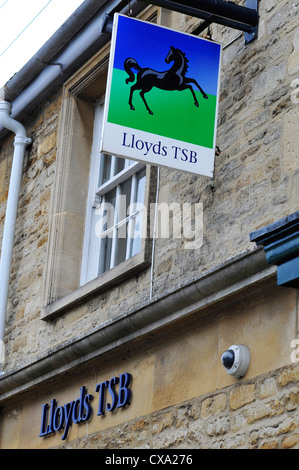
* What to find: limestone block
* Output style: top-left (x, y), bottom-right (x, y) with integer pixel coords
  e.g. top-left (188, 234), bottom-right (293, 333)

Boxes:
top-left (283, 106), bottom-right (299, 173)
top-left (0, 159), bottom-right (6, 194)
top-left (254, 62), bottom-right (286, 101)
top-left (288, 28), bottom-right (299, 75)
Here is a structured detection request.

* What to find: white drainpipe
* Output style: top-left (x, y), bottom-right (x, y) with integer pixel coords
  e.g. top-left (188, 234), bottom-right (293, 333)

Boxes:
top-left (0, 101), bottom-right (31, 374)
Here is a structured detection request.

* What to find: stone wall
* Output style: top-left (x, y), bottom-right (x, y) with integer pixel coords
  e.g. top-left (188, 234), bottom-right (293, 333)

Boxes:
top-left (0, 0), bottom-right (298, 450)
top-left (0, 0), bottom-right (298, 371)
top-left (151, 0), bottom-right (299, 297)
top-left (0, 91), bottom-right (61, 369)
top-left (0, 278), bottom-right (297, 449)
top-left (52, 364), bottom-right (298, 449)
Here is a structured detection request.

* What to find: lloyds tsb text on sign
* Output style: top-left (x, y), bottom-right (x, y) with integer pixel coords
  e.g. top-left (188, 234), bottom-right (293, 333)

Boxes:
top-left (122, 132), bottom-right (198, 163)
top-left (39, 372), bottom-right (132, 440)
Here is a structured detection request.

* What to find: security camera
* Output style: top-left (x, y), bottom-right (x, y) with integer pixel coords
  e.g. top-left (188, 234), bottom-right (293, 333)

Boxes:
top-left (221, 345), bottom-right (250, 378)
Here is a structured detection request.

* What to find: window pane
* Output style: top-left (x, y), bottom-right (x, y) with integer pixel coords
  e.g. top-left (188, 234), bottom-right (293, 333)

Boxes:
top-left (130, 213), bottom-right (142, 257)
top-left (136, 169), bottom-right (146, 203)
top-left (130, 169), bottom-right (146, 257)
top-left (117, 178), bottom-right (132, 264)
top-left (120, 178), bottom-right (132, 215)
top-left (81, 98), bottom-right (147, 286)
top-left (97, 189), bottom-right (115, 274)
top-left (105, 188), bottom-right (116, 230)
top-left (98, 236), bottom-right (113, 275)
top-left (116, 221), bottom-right (128, 265)
top-left (99, 154), bottom-right (111, 186)
top-left (115, 157), bottom-right (125, 175)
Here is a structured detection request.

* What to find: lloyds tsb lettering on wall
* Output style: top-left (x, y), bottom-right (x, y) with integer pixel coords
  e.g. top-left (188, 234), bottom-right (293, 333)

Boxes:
top-left (39, 372), bottom-right (132, 440)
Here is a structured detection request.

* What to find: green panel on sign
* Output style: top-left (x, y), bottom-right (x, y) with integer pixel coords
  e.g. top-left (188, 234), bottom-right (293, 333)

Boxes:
top-left (108, 69), bottom-right (217, 149)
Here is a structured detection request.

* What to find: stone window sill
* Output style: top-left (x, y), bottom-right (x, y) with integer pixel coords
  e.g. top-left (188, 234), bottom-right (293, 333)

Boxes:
top-left (42, 251), bottom-right (150, 320)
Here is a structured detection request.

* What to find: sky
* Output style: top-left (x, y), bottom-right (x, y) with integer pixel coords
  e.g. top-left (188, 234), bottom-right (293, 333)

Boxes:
top-left (0, 0), bottom-right (85, 88)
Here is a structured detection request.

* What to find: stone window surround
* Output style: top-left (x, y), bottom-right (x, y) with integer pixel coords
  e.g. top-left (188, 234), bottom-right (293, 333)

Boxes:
top-left (41, 9), bottom-right (159, 321)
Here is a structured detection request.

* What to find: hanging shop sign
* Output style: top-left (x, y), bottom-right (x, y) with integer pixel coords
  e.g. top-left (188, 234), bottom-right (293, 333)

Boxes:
top-left (101, 14), bottom-right (222, 178)
top-left (39, 372), bottom-right (132, 441)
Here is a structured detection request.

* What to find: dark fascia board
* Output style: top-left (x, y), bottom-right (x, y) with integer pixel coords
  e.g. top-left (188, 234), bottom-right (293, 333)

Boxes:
top-left (250, 212), bottom-right (299, 288)
top-left (250, 211), bottom-right (299, 245)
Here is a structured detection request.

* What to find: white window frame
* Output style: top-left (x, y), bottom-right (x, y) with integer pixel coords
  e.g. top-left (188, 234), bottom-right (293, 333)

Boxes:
top-left (80, 100), bottom-right (146, 286)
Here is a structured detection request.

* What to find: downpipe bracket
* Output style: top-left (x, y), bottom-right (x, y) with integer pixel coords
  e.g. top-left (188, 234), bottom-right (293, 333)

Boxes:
top-left (14, 135), bottom-right (32, 146)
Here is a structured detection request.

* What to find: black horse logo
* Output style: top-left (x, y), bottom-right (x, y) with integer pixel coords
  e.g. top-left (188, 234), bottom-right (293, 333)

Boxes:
top-left (124, 46), bottom-right (208, 115)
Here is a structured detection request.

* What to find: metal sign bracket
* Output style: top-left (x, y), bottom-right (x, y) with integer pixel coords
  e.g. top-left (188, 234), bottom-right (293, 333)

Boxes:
top-left (103, 0), bottom-right (259, 45)
top-left (244, 0), bottom-right (258, 44)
